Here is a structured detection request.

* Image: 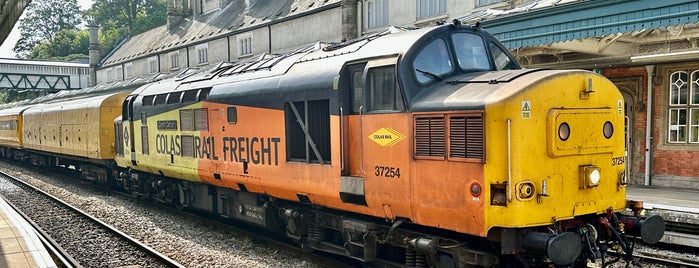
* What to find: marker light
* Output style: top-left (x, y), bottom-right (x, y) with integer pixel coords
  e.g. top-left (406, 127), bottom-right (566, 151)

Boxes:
top-left (559, 122), bottom-right (570, 141)
top-left (470, 182), bottom-right (482, 197)
top-left (603, 121), bottom-right (614, 139)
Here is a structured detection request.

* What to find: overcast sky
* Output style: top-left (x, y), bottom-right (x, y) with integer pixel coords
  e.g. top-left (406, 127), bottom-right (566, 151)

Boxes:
top-left (0, 0), bottom-right (94, 59)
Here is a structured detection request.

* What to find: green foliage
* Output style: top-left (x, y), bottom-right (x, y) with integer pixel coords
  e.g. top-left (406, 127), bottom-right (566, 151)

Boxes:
top-left (0, 90), bottom-right (43, 104)
top-left (28, 30), bottom-right (90, 60)
top-left (98, 27), bottom-right (129, 58)
top-left (13, 0), bottom-right (82, 58)
top-left (86, 0), bottom-right (167, 35)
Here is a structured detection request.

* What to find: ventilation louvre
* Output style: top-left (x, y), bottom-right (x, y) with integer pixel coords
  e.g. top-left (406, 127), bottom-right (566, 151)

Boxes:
top-left (415, 114), bottom-right (484, 161)
top-left (450, 116), bottom-right (484, 160)
top-left (415, 117), bottom-right (445, 157)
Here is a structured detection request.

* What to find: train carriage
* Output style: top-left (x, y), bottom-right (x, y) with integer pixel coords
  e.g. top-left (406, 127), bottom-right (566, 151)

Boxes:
top-left (22, 91), bottom-right (129, 181)
top-left (0, 105), bottom-right (34, 159)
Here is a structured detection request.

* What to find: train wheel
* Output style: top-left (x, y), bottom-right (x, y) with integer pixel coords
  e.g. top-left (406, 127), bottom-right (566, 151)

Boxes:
top-left (436, 254), bottom-right (455, 268)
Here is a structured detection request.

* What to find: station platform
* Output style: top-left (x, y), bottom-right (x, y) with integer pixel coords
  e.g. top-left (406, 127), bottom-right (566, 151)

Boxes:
top-left (0, 197), bottom-right (56, 268)
top-left (626, 184), bottom-right (699, 248)
top-left (626, 184), bottom-right (699, 213)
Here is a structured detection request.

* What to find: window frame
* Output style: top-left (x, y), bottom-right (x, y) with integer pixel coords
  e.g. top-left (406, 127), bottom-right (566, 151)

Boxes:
top-left (668, 70), bottom-right (699, 144)
top-left (237, 33), bottom-right (253, 58)
top-left (115, 65), bottom-right (124, 80)
top-left (148, 56), bottom-right (158, 74)
top-left (365, 0), bottom-right (389, 30)
top-left (417, 0), bottom-right (446, 20)
top-left (169, 51), bottom-right (181, 70)
top-left (196, 43), bottom-right (209, 65)
top-left (477, 0), bottom-right (506, 7)
top-left (124, 62), bottom-right (133, 79)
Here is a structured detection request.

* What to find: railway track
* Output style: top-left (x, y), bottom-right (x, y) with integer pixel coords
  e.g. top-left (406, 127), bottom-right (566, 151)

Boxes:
top-left (8, 163), bottom-right (359, 268)
top-left (632, 251), bottom-right (699, 268)
top-left (603, 244), bottom-right (699, 268)
top-left (0, 170), bottom-right (184, 268)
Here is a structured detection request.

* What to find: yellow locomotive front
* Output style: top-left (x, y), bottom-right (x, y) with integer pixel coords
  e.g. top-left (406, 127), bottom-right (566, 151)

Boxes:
top-left (481, 70), bottom-right (665, 265)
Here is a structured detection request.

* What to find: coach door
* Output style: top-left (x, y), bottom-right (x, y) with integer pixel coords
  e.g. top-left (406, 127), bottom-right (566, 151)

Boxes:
top-left (340, 59), bottom-right (412, 219)
top-left (339, 63), bottom-right (366, 205)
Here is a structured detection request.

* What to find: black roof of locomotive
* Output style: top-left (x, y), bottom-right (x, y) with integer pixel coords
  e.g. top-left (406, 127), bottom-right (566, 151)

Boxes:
top-left (127, 23), bottom-right (565, 113)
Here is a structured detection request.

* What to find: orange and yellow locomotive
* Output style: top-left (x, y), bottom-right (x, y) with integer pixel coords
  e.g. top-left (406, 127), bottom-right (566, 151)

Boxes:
top-left (0, 22), bottom-right (664, 267)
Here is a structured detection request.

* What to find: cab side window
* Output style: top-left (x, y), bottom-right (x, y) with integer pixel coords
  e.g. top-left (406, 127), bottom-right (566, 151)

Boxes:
top-left (489, 42), bottom-right (517, 70)
top-left (367, 66), bottom-right (404, 112)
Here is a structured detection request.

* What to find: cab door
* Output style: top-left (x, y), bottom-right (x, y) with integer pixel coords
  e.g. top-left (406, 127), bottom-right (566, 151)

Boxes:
top-left (122, 95), bottom-right (137, 165)
top-left (340, 58), bottom-right (412, 220)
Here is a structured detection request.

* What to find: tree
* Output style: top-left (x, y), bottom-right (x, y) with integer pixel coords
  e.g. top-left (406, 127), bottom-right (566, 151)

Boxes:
top-left (28, 29), bottom-right (90, 60)
top-left (13, 0), bottom-right (83, 58)
top-left (86, 0), bottom-right (167, 36)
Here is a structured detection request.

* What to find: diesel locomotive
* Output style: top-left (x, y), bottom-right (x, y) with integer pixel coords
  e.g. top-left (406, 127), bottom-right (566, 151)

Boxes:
top-left (0, 21), bottom-right (664, 267)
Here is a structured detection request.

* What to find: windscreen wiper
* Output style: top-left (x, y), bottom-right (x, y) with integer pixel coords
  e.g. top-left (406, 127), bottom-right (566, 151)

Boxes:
top-left (415, 69), bottom-right (442, 81)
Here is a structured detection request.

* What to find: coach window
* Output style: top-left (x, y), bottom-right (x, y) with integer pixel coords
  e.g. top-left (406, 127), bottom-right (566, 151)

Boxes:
top-left (668, 70), bottom-right (699, 144)
top-left (227, 107), bottom-right (237, 124)
top-left (154, 94), bottom-right (167, 105)
top-left (198, 87), bottom-right (211, 101)
top-left (167, 92), bottom-right (182, 104)
top-left (367, 66), bottom-right (404, 112)
top-left (182, 90), bottom-right (198, 103)
top-left (413, 38), bottom-right (452, 84)
top-left (142, 95), bottom-right (154, 106)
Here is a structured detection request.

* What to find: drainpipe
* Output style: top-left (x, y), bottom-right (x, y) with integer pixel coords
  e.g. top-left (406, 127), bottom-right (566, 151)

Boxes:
top-left (644, 65), bottom-right (654, 186)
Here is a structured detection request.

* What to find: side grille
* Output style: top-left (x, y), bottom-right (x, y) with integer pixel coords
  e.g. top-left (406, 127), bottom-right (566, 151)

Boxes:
top-left (415, 117), bottom-right (445, 157)
top-left (415, 113), bottom-right (484, 161)
top-left (450, 116), bottom-right (484, 160)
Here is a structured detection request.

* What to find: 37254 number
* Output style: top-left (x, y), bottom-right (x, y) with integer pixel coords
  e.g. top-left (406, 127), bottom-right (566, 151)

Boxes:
top-left (612, 156), bottom-right (625, 166)
top-left (374, 166), bottom-right (400, 178)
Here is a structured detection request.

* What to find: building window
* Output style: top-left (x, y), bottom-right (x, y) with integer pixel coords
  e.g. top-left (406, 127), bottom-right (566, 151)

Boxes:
top-left (196, 43), bottom-right (208, 65)
top-left (237, 33), bottom-right (253, 57)
top-left (365, 0), bottom-right (388, 29)
top-left (116, 66), bottom-right (124, 80)
top-left (170, 51), bottom-right (180, 70)
top-left (148, 56), bottom-right (158, 74)
top-left (124, 62), bottom-right (133, 79)
top-left (417, 0), bottom-right (445, 19)
top-left (106, 68), bottom-right (114, 82)
top-left (669, 70), bottom-right (699, 143)
top-left (477, 0), bottom-right (505, 6)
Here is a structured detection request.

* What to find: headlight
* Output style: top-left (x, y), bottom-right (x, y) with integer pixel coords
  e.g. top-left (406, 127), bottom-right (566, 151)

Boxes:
top-left (580, 165), bottom-right (601, 188)
top-left (559, 122), bottom-right (570, 141)
top-left (603, 121), bottom-right (614, 139)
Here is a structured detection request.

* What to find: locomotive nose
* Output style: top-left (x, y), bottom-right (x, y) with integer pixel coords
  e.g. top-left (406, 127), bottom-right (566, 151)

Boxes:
top-left (522, 232), bottom-right (582, 265)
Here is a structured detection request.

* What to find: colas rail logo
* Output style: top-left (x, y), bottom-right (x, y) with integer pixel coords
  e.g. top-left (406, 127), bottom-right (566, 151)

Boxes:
top-left (368, 127), bottom-right (405, 147)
